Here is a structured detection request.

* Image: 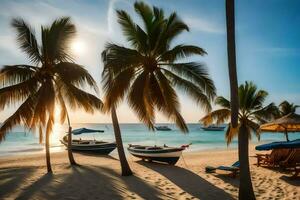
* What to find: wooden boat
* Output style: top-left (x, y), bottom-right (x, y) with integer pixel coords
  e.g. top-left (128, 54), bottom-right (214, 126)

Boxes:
top-left (60, 128), bottom-right (116, 155)
top-left (128, 144), bottom-right (188, 165)
top-left (155, 126), bottom-right (172, 131)
top-left (201, 125), bottom-right (225, 131)
top-left (61, 136), bottom-right (116, 154)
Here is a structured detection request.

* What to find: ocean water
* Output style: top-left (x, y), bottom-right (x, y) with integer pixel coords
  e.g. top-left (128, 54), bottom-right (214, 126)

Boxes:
top-left (0, 123), bottom-right (300, 157)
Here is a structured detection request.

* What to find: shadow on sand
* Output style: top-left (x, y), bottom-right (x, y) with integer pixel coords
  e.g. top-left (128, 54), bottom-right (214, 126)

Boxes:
top-left (137, 161), bottom-right (234, 200)
top-left (12, 164), bottom-right (165, 200)
top-left (0, 167), bottom-right (35, 199)
top-left (213, 174), bottom-right (239, 188)
top-left (280, 175), bottom-right (300, 186)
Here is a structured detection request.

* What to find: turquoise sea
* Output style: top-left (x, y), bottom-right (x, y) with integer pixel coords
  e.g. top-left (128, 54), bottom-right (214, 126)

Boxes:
top-left (1, 123), bottom-right (300, 157)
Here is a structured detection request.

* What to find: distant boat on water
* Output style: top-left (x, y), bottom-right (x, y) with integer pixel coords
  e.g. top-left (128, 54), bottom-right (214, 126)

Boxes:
top-left (128, 144), bottom-right (189, 165)
top-left (155, 126), bottom-right (172, 131)
top-left (60, 128), bottom-right (116, 154)
top-left (201, 125), bottom-right (226, 131)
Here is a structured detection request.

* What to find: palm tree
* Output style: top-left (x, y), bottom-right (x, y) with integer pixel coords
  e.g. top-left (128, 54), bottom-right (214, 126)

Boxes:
top-left (102, 2), bottom-right (216, 176)
top-left (225, 0), bottom-right (256, 199)
top-left (201, 81), bottom-right (277, 199)
top-left (278, 101), bottom-right (299, 116)
top-left (0, 17), bottom-right (103, 173)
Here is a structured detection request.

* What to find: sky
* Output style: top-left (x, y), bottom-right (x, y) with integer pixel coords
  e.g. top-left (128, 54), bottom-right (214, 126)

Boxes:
top-left (0, 0), bottom-right (299, 124)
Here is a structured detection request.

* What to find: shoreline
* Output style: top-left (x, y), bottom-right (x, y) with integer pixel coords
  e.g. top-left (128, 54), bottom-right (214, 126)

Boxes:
top-left (0, 140), bottom-right (269, 159)
top-left (1, 144), bottom-right (299, 199)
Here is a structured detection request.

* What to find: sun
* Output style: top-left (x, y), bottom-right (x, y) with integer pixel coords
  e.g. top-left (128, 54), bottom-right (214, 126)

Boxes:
top-left (70, 40), bottom-right (85, 54)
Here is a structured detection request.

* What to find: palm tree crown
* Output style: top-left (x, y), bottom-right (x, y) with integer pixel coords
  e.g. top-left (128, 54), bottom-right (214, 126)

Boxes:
top-left (102, 2), bottom-right (216, 132)
top-left (278, 100), bottom-right (299, 117)
top-left (0, 17), bottom-right (103, 141)
top-left (201, 81), bottom-right (277, 144)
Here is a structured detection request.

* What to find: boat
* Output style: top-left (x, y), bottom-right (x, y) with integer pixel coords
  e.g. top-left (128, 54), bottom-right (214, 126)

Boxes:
top-left (155, 126), bottom-right (172, 131)
top-left (128, 144), bottom-right (189, 165)
top-left (60, 128), bottom-right (116, 154)
top-left (201, 125), bottom-right (225, 131)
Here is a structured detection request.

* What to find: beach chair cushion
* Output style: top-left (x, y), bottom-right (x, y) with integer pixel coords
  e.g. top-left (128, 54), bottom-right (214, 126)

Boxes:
top-left (217, 166), bottom-right (239, 172)
top-left (205, 161), bottom-right (239, 173)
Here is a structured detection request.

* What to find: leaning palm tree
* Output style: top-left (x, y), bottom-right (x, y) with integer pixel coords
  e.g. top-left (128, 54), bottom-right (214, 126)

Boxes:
top-left (201, 81), bottom-right (277, 199)
top-left (278, 101), bottom-right (299, 117)
top-left (0, 17), bottom-right (103, 173)
top-left (102, 2), bottom-right (216, 176)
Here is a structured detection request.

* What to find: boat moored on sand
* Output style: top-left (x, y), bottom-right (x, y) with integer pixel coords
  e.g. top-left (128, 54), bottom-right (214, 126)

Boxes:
top-left (128, 144), bottom-right (189, 165)
top-left (60, 128), bottom-right (116, 155)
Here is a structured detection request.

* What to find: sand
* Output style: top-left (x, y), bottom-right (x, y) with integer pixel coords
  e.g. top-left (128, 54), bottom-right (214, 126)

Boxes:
top-left (0, 145), bottom-right (299, 200)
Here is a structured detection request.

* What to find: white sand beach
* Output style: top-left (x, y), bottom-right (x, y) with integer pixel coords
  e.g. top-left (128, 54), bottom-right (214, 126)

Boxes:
top-left (0, 145), bottom-right (299, 200)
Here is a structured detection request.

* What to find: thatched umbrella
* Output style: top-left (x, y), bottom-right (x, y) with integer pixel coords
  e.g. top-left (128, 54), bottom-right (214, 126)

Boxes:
top-left (260, 113), bottom-right (300, 141)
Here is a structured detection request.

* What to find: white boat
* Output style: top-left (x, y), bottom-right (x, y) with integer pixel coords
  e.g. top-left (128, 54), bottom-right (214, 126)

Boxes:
top-left (128, 144), bottom-right (188, 165)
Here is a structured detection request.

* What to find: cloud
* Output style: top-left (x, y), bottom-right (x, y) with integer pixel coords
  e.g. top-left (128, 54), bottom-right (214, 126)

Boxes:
top-left (183, 16), bottom-right (225, 34)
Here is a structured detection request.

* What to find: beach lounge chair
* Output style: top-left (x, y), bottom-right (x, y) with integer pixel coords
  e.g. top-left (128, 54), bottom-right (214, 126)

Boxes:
top-left (205, 161), bottom-right (240, 178)
top-left (279, 148), bottom-right (300, 177)
top-left (256, 148), bottom-right (292, 167)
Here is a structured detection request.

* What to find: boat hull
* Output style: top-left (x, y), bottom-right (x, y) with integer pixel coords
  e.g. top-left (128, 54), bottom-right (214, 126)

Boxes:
top-left (128, 145), bottom-right (183, 165)
top-left (155, 126), bottom-right (172, 131)
top-left (201, 127), bottom-right (225, 131)
top-left (61, 139), bottom-right (116, 155)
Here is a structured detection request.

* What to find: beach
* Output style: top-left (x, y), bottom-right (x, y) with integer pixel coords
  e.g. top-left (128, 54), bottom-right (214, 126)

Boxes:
top-left (0, 144), bottom-right (299, 200)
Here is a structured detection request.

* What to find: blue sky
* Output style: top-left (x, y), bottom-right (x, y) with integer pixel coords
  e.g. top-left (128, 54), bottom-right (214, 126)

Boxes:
top-left (0, 0), bottom-right (299, 123)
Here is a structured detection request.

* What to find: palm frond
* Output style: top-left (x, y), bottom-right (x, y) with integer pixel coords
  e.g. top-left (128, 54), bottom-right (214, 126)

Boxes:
top-left (116, 10), bottom-right (148, 52)
top-left (159, 62), bottom-right (216, 100)
top-left (57, 92), bottom-right (67, 124)
top-left (159, 45), bottom-right (206, 62)
top-left (279, 100), bottom-right (299, 116)
top-left (162, 68), bottom-right (211, 111)
top-left (54, 62), bottom-right (98, 93)
top-left (163, 12), bottom-right (189, 43)
top-left (250, 90), bottom-right (268, 110)
top-left (0, 94), bottom-right (36, 141)
top-left (251, 102), bottom-right (278, 123)
top-left (102, 43), bottom-right (143, 73)
top-left (0, 65), bottom-right (37, 86)
top-left (0, 77), bottom-right (38, 109)
top-left (60, 81), bottom-right (103, 113)
top-left (200, 108), bottom-right (231, 126)
top-left (134, 1), bottom-right (153, 33)
top-left (128, 71), bottom-right (155, 130)
top-left (31, 80), bottom-right (55, 127)
top-left (215, 96), bottom-right (231, 109)
top-left (102, 67), bottom-right (135, 111)
top-left (246, 119), bottom-right (260, 140)
top-left (225, 123), bottom-right (239, 146)
top-left (11, 18), bottom-right (41, 63)
top-left (172, 109), bottom-right (188, 133)
top-left (155, 70), bottom-right (188, 132)
top-left (42, 17), bottom-right (75, 62)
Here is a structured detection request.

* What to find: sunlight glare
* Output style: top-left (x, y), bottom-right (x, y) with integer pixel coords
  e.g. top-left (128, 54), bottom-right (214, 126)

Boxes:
top-left (71, 40), bottom-right (86, 54)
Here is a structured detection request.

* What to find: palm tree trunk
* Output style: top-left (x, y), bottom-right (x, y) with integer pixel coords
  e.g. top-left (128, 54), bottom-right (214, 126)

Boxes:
top-left (225, 1), bottom-right (255, 199)
top-left (45, 130), bottom-right (52, 173)
top-left (66, 112), bottom-right (76, 165)
top-left (238, 123), bottom-right (255, 200)
top-left (111, 106), bottom-right (133, 176)
top-left (225, 0), bottom-right (239, 128)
